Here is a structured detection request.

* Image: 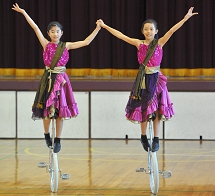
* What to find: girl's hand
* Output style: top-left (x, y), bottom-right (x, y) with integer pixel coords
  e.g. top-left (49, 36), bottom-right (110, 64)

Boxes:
top-left (96, 19), bottom-right (106, 28)
top-left (96, 20), bottom-right (101, 30)
top-left (184, 7), bottom-right (198, 21)
top-left (12, 3), bottom-right (25, 14)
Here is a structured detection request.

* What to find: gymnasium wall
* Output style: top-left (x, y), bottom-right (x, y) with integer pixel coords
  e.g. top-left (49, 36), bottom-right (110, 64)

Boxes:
top-left (1, 90), bottom-right (215, 140)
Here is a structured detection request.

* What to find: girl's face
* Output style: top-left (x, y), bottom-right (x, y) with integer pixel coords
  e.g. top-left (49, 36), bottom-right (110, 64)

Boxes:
top-left (142, 23), bottom-right (158, 41)
top-left (47, 25), bottom-right (63, 43)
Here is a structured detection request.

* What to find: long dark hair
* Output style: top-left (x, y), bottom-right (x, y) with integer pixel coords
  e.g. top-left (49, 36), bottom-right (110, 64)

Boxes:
top-left (47, 21), bottom-right (63, 31)
top-left (141, 19), bottom-right (158, 39)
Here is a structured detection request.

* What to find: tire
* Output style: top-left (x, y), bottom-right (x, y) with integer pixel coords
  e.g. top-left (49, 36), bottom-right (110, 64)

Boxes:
top-left (50, 152), bottom-right (59, 193)
top-left (149, 152), bottom-right (159, 194)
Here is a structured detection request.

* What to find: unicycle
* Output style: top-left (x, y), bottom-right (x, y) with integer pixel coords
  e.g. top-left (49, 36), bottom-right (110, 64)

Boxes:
top-left (37, 118), bottom-right (70, 193)
top-left (136, 114), bottom-right (172, 195)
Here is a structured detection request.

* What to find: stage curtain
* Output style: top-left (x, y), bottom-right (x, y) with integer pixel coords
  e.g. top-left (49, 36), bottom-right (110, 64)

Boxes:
top-left (0, 0), bottom-right (215, 77)
top-left (145, 0), bottom-right (215, 76)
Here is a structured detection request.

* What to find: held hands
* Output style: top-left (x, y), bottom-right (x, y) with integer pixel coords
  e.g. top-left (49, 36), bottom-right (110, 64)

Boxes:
top-left (96, 19), bottom-right (106, 28)
top-left (12, 3), bottom-right (25, 14)
top-left (96, 20), bottom-right (101, 30)
top-left (184, 7), bottom-right (198, 21)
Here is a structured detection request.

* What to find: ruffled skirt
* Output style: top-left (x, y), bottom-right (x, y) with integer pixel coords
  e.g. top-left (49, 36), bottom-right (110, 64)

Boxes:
top-left (125, 72), bottom-right (174, 123)
top-left (32, 72), bottom-right (79, 120)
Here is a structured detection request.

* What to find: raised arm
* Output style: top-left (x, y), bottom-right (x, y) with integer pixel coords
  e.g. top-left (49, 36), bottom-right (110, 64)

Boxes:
top-left (158, 7), bottom-right (198, 47)
top-left (66, 22), bottom-right (101, 50)
top-left (97, 19), bottom-right (141, 49)
top-left (12, 3), bottom-right (48, 50)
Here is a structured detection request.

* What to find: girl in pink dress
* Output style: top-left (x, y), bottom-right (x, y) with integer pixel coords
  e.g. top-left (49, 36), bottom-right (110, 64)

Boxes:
top-left (97, 7), bottom-right (198, 152)
top-left (13, 3), bottom-right (101, 153)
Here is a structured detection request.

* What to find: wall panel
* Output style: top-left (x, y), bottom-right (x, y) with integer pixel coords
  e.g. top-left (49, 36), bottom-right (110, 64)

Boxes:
top-left (0, 91), bottom-right (16, 138)
top-left (165, 92), bottom-right (215, 140)
top-left (91, 91), bottom-right (163, 139)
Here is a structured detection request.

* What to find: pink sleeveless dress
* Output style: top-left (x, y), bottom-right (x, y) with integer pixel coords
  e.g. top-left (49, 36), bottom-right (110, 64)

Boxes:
top-left (125, 43), bottom-right (174, 123)
top-left (42, 42), bottom-right (79, 119)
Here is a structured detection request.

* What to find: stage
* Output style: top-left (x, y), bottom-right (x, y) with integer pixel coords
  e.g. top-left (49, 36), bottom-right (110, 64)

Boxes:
top-left (1, 76), bottom-right (215, 92)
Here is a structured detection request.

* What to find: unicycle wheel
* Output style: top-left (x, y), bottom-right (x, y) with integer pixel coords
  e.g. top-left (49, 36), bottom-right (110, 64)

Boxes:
top-left (49, 152), bottom-right (59, 193)
top-left (149, 152), bottom-right (159, 195)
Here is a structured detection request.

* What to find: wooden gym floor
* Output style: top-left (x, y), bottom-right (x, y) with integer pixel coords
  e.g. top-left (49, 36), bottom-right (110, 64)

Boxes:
top-left (0, 139), bottom-right (215, 196)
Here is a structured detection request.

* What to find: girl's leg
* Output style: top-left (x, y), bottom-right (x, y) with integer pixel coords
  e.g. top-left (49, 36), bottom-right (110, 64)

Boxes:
top-left (152, 110), bottom-right (161, 152)
top-left (153, 110), bottom-right (161, 137)
top-left (56, 117), bottom-right (63, 138)
top-left (43, 118), bottom-right (51, 147)
top-left (54, 118), bottom-right (64, 153)
top-left (140, 121), bottom-right (147, 135)
top-left (43, 118), bottom-right (51, 133)
top-left (140, 121), bottom-right (149, 152)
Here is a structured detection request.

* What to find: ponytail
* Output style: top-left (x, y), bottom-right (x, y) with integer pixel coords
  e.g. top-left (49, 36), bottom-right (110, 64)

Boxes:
top-left (154, 34), bottom-right (158, 39)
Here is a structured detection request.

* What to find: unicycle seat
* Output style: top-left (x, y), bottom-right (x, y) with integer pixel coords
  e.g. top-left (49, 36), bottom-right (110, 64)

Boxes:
top-left (147, 113), bottom-right (156, 122)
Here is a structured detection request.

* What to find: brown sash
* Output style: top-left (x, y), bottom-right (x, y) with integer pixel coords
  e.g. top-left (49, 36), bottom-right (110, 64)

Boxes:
top-left (50, 42), bottom-right (66, 70)
top-left (33, 42), bottom-right (66, 109)
top-left (132, 39), bottom-right (158, 100)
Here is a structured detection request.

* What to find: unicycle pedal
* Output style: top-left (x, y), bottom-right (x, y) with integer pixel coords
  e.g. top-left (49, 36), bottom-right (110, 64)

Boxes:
top-left (136, 167), bottom-right (146, 172)
top-left (160, 170), bottom-right (172, 178)
top-left (61, 173), bottom-right (70, 180)
top-left (37, 162), bottom-right (47, 168)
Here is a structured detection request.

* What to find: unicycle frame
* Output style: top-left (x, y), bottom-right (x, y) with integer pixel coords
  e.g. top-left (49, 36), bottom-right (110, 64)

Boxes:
top-left (136, 115), bottom-right (172, 195)
top-left (37, 118), bottom-right (70, 192)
